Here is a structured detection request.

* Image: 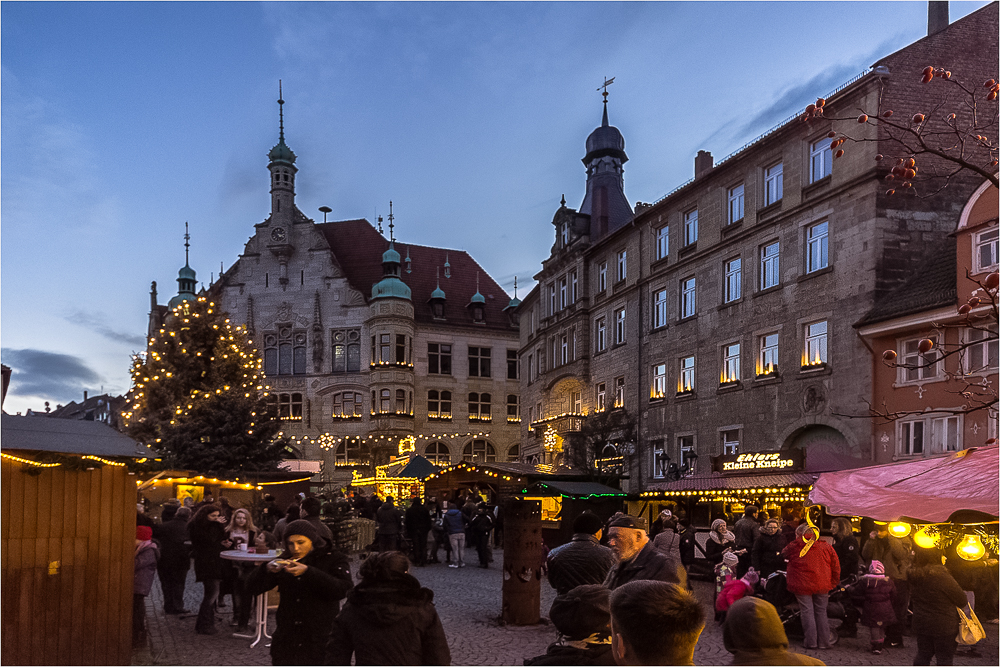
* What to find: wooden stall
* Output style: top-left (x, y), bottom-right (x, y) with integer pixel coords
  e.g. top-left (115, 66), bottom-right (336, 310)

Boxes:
top-left (1, 415), bottom-right (151, 665)
top-left (520, 480), bottom-right (625, 548)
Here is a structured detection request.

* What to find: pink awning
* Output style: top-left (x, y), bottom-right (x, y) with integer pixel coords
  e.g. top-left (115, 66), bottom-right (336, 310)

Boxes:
top-left (808, 446), bottom-right (999, 522)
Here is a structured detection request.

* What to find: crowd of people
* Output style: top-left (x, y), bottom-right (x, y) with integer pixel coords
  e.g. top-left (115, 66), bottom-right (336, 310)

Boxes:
top-left (132, 493), bottom-right (997, 666)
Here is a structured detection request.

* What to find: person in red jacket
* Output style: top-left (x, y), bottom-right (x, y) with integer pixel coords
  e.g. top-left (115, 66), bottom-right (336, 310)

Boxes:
top-left (782, 523), bottom-right (840, 650)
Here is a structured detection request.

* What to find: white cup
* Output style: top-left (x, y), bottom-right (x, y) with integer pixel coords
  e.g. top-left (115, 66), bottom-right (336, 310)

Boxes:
top-left (238, 543), bottom-right (248, 552)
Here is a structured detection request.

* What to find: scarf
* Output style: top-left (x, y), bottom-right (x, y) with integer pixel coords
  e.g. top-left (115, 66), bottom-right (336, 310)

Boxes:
top-left (710, 529), bottom-right (736, 545)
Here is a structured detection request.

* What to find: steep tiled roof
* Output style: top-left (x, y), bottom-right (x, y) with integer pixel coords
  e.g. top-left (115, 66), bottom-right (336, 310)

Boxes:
top-left (646, 472), bottom-right (820, 492)
top-left (318, 219), bottom-right (516, 332)
top-left (856, 237), bottom-right (957, 327)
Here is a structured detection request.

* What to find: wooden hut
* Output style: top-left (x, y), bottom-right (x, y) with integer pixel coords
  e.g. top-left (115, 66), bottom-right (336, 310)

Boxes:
top-left (1, 414), bottom-right (151, 665)
top-left (519, 480), bottom-right (626, 548)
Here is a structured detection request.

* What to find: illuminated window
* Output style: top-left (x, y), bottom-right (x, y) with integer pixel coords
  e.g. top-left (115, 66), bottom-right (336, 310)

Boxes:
top-left (468, 392), bottom-right (491, 420)
top-left (332, 391), bottom-right (363, 417)
top-left (596, 382), bottom-right (607, 412)
top-left (614, 376), bottom-right (626, 408)
top-left (722, 343), bottom-right (740, 383)
top-left (758, 333), bottom-right (779, 376)
top-left (651, 363), bottom-right (666, 399)
top-left (679, 356), bottom-right (695, 393)
top-left (424, 441), bottom-right (451, 465)
top-left (427, 390), bottom-right (452, 419)
top-left (273, 392), bottom-right (303, 420)
top-left (804, 321), bottom-right (828, 367)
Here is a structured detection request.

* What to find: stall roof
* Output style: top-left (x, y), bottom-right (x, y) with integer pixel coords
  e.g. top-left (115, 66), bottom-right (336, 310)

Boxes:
top-left (384, 454), bottom-right (439, 479)
top-left (525, 480), bottom-right (626, 498)
top-left (422, 460), bottom-right (589, 481)
top-left (646, 472), bottom-right (819, 492)
top-left (1, 414), bottom-right (151, 458)
top-left (809, 446), bottom-right (999, 522)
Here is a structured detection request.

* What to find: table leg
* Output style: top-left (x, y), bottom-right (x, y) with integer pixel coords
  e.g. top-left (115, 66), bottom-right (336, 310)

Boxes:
top-left (250, 592), bottom-right (269, 648)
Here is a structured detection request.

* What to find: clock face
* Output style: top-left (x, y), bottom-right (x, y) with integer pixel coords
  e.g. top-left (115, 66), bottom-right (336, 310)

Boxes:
top-left (271, 227), bottom-right (286, 242)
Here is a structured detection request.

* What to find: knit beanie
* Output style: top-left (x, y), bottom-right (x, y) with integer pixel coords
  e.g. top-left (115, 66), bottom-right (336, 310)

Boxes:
top-left (742, 568), bottom-right (760, 586)
top-left (136, 525), bottom-right (153, 541)
top-left (869, 559), bottom-right (885, 575)
top-left (549, 585), bottom-right (611, 640)
top-left (283, 519), bottom-right (321, 546)
top-left (723, 551), bottom-right (739, 567)
top-left (712, 518), bottom-right (728, 533)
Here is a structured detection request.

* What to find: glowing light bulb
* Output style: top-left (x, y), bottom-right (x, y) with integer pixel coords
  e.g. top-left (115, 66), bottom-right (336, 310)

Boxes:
top-left (888, 521), bottom-right (911, 538)
top-left (956, 534), bottom-right (986, 561)
top-left (913, 526), bottom-right (938, 549)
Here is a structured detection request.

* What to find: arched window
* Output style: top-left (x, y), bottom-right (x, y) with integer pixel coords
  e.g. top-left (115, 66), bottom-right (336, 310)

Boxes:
top-left (335, 439), bottom-right (364, 465)
top-left (266, 328), bottom-right (306, 375)
top-left (463, 439), bottom-right (496, 462)
top-left (507, 444), bottom-right (520, 462)
top-left (424, 441), bottom-right (450, 465)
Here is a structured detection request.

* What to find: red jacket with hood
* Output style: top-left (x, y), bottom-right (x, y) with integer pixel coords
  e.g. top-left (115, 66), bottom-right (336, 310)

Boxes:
top-left (782, 536), bottom-right (840, 596)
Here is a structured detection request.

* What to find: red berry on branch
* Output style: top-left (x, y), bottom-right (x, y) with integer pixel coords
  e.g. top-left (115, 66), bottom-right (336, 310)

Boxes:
top-left (986, 273), bottom-right (999, 290)
top-left (917, 339), bottom-right (934, 354)
top-left (989, 92), bottom-right (998, 101)
top-left (806, 104), bottom-right (816, 114)
top-left (969, 296), bottom-right (981, 307)
top-left (885, 174), bottom-right (894, 181)
top-left (875, 154), bottom-right (884, 161)
top-left (905, 158), bottom-right (916, 168)
top-left (902, 182), bottom-right (912, 188)
top-left (882, 350), bottom-right (897, 361)
top-left (896, 158), bottom-right (905, 166)
top-left (835, 149), bottom-right (844, 158)
top-left (985, 79), bottom-right (996, 89)
top-left (947, 113), bottom-right (956, 121)
top-left (912, 114), bottom-right (925, 123)
top-left (883, 110), bottom-right (893, 118)
top-left (885, 189), bottom-right (895, 196)
top-left (958, 304), bottom-right (972, 315)
top-left (944, 71), bottom-right (951, 79)
top-left (816, 98), bottom-right (826, 108)
top-left (904, 168), bottom-right (916, 179)
top-left (858, 114), bottom-right (869, 123)
top-left (922, 66), bottom-right (934, 76)
top-left (827, 130), bottom-right (837, 138)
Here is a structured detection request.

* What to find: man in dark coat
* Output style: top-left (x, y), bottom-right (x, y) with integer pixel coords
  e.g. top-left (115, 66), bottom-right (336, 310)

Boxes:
top-left (153, 505), bottom-right (192, 614)
top-left (376, 496), bottom-right (404, 552)
top-left (734, 505), bottom-right (761, 577)
top-left (547, 511), bottom-right (617, 595)
top-left (300, 496), bottom-right (335, 547)
top-left (327, 551), bottom-right (450, 665)
top-left (405, 497), bottom-right (433, 566)
top-left (247, 520), bottom-right (353, 665)
top-left (469, 503), bottom-right (495, 568)
top-left (603, 514), bottom-right (687, 590)
top-left (524, 585), bottom-right (615, 665)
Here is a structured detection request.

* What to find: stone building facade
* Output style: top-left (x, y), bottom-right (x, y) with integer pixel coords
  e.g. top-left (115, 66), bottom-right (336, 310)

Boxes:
top-left (150, 99), bottom-right (521, 487)
top-left (519, 4), bottom-right (998, 491)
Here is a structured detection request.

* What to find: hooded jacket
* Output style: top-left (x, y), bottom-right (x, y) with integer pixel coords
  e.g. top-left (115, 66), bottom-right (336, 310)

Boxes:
top-left (326, 572), bottom-right (451, 665)
top-left (247, 546), bottom-right (353, 665)
top-left (443, 508), bottom-right (466, 535)
top-left (782, 536), bottom-right (840, 596)
top-left (376, 502), bottom-right (403, 536)
top-left (134, 542), bottom-right (160, 596)
top-left (722, 596), bottom-right (825, 666)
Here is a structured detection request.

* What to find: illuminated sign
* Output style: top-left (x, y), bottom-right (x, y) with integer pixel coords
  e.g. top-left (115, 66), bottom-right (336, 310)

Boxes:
top-left (711, 449), bottom-right (803, 475)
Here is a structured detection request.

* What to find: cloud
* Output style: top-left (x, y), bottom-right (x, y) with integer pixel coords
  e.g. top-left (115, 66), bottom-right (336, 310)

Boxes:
top-left (64, 309), bottom-right (147, 348)
top-left (1, 348), bottom-right (104, 405)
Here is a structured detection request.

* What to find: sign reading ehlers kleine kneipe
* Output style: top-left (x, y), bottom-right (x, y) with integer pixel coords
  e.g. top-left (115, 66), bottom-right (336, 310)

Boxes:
top-left (711, 449), bottom-right (804, 475)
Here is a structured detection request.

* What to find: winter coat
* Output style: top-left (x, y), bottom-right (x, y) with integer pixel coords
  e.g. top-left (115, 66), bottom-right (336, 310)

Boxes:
top-left (405, 503), bottom-right (433, 535)
top-left (751, 532), bottom-right (787, 578)
top-left (247, 547), bottom-right (353, 665)
top-left (717, 579), bottom-right (754, 613)
top-left (523, 642), bottom-right (616, 665)
top-left (850, 575), bottom-right (896, 628)
top-left (782, 536), bottom-right (840, 596)
top-left (326, 572), bottom-right (450, 665)
top-left (604, 541), bottom-right (687, 591)
top-left (376, 503), bottom-right (404, 536)
top-left (134, 542), bottom-right (160, 596)
top-left (734, 516), bottom-right (761, 550)
top-left (705, 533), bottom-right (737, 566)
top-left (189, 519), bottom-right (227, 582)
top-left (153, 516), bottom-right (191, 571)
top-left (651, 530), bottom-right (686, 581)
top-left (547, 534), bottom-right (617, 595)
top-left (833, 534), bottom-right (861, 579)
top-left (469, 512), bottom-right (495, 537)
top-left (861, 535), bottom-right (912, 581)
top-left (442, 508), bottom-right (466, 535)
top-left (678, 526), bottom-right (697, 566)
top-left (908, 564), bottom-right (968, 638)
top-left (722, 596), bottom-right (825, 666)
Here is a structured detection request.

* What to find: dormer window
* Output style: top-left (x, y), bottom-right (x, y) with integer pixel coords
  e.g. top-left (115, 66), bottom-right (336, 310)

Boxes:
top-left (561, 223), bottom-right (570, 246)
top-left (473, 304), bottom-right (484, 322)
top-left (432, 301), bottom-right (444, 318)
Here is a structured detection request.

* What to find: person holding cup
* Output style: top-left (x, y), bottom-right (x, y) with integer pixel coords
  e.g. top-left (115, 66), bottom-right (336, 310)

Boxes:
top-left (247, 520), bottom-right (353, 665)
top-left (225, 509), bottom-right (258, 632)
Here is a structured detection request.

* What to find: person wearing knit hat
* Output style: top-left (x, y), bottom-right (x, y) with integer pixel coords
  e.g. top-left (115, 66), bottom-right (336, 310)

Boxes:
top-left (716, 567), bottom-right (761, 619)
top-left (524, 585), bottom-right (614, 665)
top-left (134, 524), bottom-right (159, 648)
top-left (247, 518), bottom-right (353, 664)
top-left (849, 558), bottom-right (896, 654)
top-left (714, 549), bottom-right (740, 622)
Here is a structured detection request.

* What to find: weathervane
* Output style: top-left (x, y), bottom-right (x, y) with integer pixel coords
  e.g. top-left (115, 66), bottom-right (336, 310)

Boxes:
top-left (387, 201), bottom-right (395, 243)
top-left (184, 222), bottom-right (191, 265)
top-left (598, 76), bottom-right (615, 105)
top-left (513, 276), bottom-right (518, 299)
top-left (278, 80), bottom-right (285, 141)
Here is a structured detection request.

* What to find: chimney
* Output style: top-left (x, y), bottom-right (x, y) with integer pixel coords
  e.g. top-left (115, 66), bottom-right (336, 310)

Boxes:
top-left (83, 390), bottom-right (88, 401)
top-left (695, 150), bottom-right (714, 179)
top-left (928, 1), bottom-right (948, 36)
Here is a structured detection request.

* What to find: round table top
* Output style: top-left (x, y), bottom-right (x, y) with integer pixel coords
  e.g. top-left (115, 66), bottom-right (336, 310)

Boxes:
top-left (220, 549), bottom-right (280, 562)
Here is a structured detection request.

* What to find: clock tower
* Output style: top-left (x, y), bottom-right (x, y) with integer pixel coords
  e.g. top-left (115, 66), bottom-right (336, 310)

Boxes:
top-left (267, 82), bottom-right (297, 223)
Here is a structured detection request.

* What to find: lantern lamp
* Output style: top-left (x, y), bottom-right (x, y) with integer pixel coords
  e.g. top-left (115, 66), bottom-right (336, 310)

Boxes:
top-left (888, 521), bottom-right (911, 538)
top-left (956, 534), bottom-right (986, 561)
top-left (912, 526), bottom-right (939, 549)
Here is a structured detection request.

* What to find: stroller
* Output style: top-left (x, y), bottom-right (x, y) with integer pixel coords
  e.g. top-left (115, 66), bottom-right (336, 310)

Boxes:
top-left (760, 570), bottom-right (858, 640)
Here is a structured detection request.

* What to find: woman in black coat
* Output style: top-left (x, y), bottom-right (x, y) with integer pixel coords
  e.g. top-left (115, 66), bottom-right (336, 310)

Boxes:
top-left (831, 517), bottom-right (861, 579)
top-left (247, 520), bottom-right (353, 665)
top-left (326, 551), bottom-right (451, 665)
top-left (188, 504), bottom-right (229, 634)
top-left (909, 547), bottom-right (969, 666)
top-left (751, 518), bottom-right (788, 579)
top-left (705, 518), bottom-right (738, 566)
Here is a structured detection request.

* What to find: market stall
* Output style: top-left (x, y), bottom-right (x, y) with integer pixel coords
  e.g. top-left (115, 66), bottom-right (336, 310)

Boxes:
top-left (350, 454), bottom-right (439, 500)
top-left (519, 480), bottom-right (625, 547)
top-left (421, 460), bottom-right (591, 508)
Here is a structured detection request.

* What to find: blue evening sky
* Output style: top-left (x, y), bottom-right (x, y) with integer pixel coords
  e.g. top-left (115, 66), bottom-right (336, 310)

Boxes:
top-left (1, 1), bottom-right (989, 414)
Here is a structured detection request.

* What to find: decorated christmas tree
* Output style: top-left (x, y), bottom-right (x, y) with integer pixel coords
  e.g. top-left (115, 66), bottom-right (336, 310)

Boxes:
top-left (123, 296), bottom-right (284, 476)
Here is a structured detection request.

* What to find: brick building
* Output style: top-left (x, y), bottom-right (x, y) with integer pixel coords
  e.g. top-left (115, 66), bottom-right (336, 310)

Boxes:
top-left (149, 97), bottom-right (521, 488)
top-left (857, 181), bottom-right (998, 464)
top-left (518, 3), bottom-right (998, 491)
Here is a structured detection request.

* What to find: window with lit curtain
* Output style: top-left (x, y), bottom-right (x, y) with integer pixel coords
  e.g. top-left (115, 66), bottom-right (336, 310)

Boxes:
top-left (595, 383), bottom-right (606, 412)
top-left (804, 321), bottom-right (828, 367)
top-left (722, 343), bottom-right (740, 384)
top-left (679, 356), bottom-right (695, 393)
top-left (651, 363), bottom-right (666, 399)
top-left (758, 333), bottom-right (779, 376)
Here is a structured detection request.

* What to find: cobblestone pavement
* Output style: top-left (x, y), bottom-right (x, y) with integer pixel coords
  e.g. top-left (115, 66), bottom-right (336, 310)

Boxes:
top-left (135, 548), bottom-right (999, 666)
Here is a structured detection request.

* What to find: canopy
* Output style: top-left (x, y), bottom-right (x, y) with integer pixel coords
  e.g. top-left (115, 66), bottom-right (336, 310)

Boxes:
top-left (809, 446), bottom-right (999, 522)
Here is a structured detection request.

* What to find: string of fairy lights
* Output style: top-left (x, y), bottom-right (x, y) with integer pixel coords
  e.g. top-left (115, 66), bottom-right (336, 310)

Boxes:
top-left (291, 430), bottom-right (494, 452)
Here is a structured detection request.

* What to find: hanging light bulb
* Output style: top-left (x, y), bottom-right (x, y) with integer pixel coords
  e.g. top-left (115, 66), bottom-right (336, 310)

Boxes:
top-left (888, 521), bottom-right (911, 538)
top-left (913, 526), bottom-right (939, 549)
top-left (956, 534), bottom-right (986, 561)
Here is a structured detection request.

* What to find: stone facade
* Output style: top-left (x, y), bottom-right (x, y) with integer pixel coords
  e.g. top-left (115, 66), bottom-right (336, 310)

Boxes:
top-left (150, 103), bottom-right (521, 488)
top-left (519, 4), bottom-right (998, 492)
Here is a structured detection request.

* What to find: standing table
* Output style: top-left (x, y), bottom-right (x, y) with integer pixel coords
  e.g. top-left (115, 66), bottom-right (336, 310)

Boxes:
top-left (220, 550), bottom-right (278, 647)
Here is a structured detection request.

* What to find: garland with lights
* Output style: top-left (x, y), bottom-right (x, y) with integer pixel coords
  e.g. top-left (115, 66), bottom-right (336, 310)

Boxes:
top-left (123, 297), bottom-right (285, 477)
